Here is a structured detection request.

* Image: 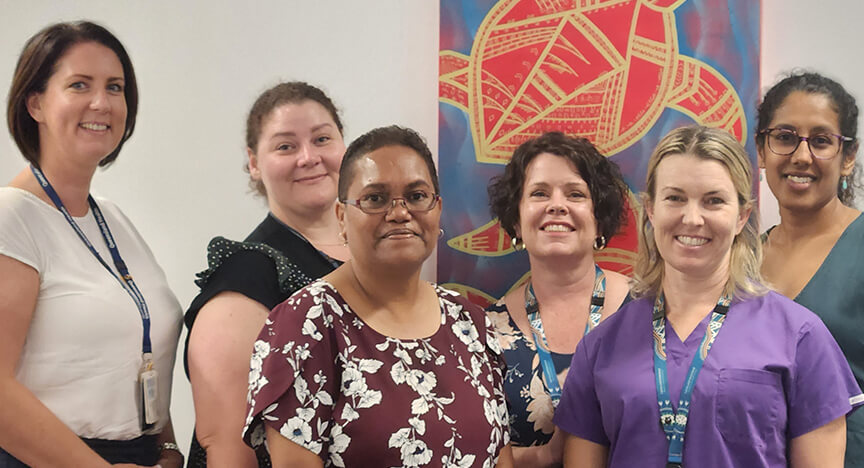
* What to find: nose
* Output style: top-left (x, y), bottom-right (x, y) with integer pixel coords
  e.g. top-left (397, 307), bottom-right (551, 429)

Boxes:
top-left (546, 191), bottom-right (569, 215)
top-left (297, 144), bottom-right (321, 167)
top-left (384, 198), bottom-right (412, 222)
top-left (789, 137), bottom-right (814, 165)
top-left (681, 201), bottom-right (704, 226)
top-left (90, 88), bottom-right (111, 112)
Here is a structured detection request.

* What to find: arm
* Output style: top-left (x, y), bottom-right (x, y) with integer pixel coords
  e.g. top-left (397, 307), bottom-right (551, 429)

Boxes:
top-left (790, 415), bottom-right (846, 468)
top-left (187, 292), bottom-right (270, 468)
top-left (0, 255), bottom-right (113, 467)
top-left (154, 416), bottom-right (183, 468)
top-left (496, 444), bottom-right (514, 468)
top-left (265, 424), bottom-right (324, 468)
top-left (511, 428), bottom-right (565, 467)
top-left (562, 434), bottom-right (607, 468)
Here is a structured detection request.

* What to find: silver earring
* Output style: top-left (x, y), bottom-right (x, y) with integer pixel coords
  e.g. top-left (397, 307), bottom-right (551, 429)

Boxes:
top-left (439, 228), bottom-right (445, 238)
top-left (593, 235), bottom-right (607, 250)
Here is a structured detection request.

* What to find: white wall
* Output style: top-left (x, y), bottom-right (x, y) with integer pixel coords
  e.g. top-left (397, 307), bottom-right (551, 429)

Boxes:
top-left (2, 0), bottom-right (863, 455)
top-left (0, 0), bottom-right (439, 452)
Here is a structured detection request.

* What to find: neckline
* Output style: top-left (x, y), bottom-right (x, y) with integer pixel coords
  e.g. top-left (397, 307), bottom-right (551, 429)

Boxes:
top-left (314, 279), bottom-right (447, 341)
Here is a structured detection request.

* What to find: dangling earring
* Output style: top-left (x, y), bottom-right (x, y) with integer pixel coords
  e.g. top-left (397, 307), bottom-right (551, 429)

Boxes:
top-left (593, 235), bottom-right (607, 250)
top-left (511, 237), bottom-right (525, 251)
top-left (339, 232), bottom-right (347, 246)
top-left (759, 169), bottom-right (763, 182)
top-left (842, 176), bottom-right (849, 191)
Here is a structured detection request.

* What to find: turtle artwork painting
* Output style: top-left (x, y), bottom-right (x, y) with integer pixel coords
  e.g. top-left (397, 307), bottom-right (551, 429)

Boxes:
top-left (438, 0), bottom-right (760, 306)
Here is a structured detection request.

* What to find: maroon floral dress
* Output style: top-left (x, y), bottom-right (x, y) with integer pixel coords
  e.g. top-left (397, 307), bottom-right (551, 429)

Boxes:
top-left (243, 279), bottom-right (510, 467)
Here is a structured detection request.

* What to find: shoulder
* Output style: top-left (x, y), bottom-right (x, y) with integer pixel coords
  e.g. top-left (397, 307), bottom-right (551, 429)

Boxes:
top-left (582, 295), bottom-right (652, 349)
top-left (735, 291), bottom-right (819, 328)
top-left (601, 269), bottom-right (631, 311)
top-left (0, 187), bottom-right (45, 224)
top-left (485, 299), bottom-right (514, 332)
top-left (272, 279), bottom-right (344, 321)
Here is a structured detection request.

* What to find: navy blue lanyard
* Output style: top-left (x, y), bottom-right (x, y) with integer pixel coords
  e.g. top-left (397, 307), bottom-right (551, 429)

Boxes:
top-left (525, 264), bottom-right (605, 407)
top-left (30, 165), bottom-right (152, 355)
top-left (652, 293), bottom-right (730, 467)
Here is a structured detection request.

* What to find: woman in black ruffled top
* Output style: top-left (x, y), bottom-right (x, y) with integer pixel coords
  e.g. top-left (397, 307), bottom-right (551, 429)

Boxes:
top-left (183, 82), bottom-right (349, 467)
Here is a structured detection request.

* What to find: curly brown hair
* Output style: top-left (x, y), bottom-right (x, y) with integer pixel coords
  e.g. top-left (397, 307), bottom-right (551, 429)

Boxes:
top-left (487, 132), bottom-right (628, 242)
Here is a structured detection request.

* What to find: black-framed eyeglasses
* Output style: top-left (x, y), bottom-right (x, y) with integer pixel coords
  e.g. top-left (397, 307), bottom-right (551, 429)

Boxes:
top-left (759, 127), bottom-right (854, 160)
top-left (341, 191), bottom-right (440, 214)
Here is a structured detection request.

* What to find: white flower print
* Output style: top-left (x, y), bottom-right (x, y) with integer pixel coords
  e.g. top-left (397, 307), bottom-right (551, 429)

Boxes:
top-left (341, 366), bottom-right (367, 397)
top-left (406, 369), bottom-right (438, 396)
top-left (401, 439), bottom-right (433, 466)
top-left (328, 423), bottom-right (351, 468)
top-left (249, 340), bottom-right (271, 393)
top-left (280, 415), bottom-right (312, 445)
top-left (452, 320), bottom-right (479, 346)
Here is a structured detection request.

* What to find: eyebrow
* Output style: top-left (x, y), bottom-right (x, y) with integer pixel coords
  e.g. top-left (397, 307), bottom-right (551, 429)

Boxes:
top-left (660, 186), bottom-right (729, 196)
top-left (360, 180), bottom-right (432, 191)
top-left (775, 123), bottom-right (839, 134)
top-left (66, 74), bottom-right (124, 82)
top-left (268, 123), bottom-right (336, 141)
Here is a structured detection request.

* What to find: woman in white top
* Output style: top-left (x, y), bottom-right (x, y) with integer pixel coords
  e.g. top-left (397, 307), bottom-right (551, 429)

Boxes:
top-left (0, 21), bottom-right (183, 467)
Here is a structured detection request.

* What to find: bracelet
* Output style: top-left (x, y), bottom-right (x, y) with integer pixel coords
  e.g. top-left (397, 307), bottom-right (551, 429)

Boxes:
top-left (160, 441), bottom-right (184, 457)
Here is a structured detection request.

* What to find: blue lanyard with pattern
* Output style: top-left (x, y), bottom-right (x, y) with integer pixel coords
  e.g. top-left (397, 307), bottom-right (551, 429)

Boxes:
top-left (525, 264), bottom-right (605, 408)
top-left (30, 165), bottom-right (152, 356)
top-left (652, 293), bottom-right (731, 467)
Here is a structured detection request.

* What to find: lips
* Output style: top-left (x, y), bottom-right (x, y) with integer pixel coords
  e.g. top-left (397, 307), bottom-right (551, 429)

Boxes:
top-left (79, 122), bottom-right (109, 131)
top-left (675, 235), bottom-right (709, 246)
top-left (294, 173), bottom-right (327, 183)
top-left (784, 173), bottom-right (816, 184)
top-left (540, 222), bottom-right (575, 232)
top-left (382, 228), bottom-right (418, 239)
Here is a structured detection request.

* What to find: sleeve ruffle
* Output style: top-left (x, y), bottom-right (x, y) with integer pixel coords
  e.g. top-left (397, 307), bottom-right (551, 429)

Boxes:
top-left (194, 236), bottom-right (315, 295)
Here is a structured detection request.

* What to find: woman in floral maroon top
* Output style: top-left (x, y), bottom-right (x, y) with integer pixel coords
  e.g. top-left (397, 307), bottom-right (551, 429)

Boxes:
top-left (243, 126), bottom-right (513, 467)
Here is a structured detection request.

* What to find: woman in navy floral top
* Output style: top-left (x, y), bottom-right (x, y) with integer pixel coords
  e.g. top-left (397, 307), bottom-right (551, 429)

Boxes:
top-left (485, 133), bottom-right (630, 467)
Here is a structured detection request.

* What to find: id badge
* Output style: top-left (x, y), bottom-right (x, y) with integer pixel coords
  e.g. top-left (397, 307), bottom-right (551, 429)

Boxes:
top-left (139, 357), bottom-right (159, 428)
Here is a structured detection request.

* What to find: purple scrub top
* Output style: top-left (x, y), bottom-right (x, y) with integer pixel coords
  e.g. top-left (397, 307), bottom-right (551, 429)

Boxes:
top-left (554, 291), bottom-right (863, 467)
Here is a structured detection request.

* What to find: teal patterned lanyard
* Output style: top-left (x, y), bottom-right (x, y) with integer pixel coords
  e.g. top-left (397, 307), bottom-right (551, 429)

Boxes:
top-left (652, 293), bottom-right (731, 467)
top-left (526, 264), bottom-right (605, 407)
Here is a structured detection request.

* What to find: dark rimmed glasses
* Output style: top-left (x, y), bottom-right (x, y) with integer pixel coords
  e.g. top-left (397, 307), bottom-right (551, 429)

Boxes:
top-left (759, 127), bottom-right (854, 160)
top-left (341, 190), bottom-right (440, 214)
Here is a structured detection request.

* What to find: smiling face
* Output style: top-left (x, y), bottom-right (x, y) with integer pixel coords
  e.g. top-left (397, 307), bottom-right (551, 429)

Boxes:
top-left (515, 152), bottom-right (598, 261)
top-left (26, 41), bottom-right (127, 168)
top-left (646, 153), bottom-right (750, 281)
top-left (337, 145), bottom-right (442, 271)
top-left (248, 100), bottom-right (345, 219)
top-left (758, 90), bottom-right (856, 214)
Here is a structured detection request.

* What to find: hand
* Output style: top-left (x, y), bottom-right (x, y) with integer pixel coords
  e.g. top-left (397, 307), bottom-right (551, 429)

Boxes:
top-left (154, 448), bottom-right (184, 468)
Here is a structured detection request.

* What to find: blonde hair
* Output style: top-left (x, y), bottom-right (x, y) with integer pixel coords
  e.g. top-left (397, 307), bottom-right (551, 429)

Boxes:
top-left (631, 126), bottom-right (766, 299)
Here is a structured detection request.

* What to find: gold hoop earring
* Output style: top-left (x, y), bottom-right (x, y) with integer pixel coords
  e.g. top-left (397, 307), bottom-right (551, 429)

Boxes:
top-left (511, 236), bottom-right (525, 251)
top-left (593, 235), bottom-right (607, 250)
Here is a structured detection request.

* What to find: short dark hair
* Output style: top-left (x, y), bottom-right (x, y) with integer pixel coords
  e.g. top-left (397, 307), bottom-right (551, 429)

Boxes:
top-left (756, 71), bottom-right (859, 205)
top-left (7, 21), bottom-right (138, 167)
top-left (487, 132), bottom-right (628, 241)
top-left (245, 81), bottom-right (343, 196)
top-left (337, 125), bottom-right (439, 199)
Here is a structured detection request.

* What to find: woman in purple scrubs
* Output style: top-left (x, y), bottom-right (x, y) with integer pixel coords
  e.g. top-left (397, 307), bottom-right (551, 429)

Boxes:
top-left (554, 125), bottom-right (862, 468)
